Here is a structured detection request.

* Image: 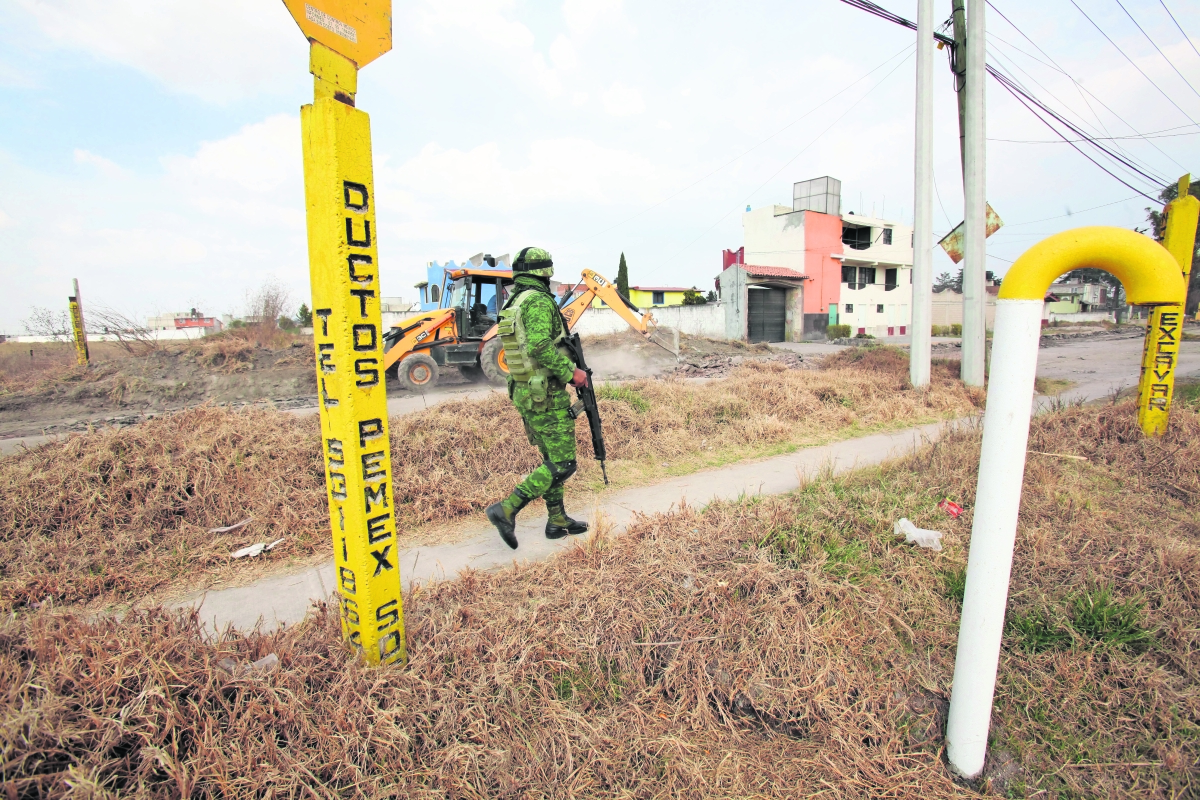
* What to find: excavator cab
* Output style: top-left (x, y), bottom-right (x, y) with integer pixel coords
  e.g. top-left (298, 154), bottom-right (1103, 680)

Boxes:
top-left (442, 271), bottom-right (509, 338)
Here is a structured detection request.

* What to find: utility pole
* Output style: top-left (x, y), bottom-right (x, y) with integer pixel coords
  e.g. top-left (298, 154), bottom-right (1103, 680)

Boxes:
top-left (910, 0), bottom-right (934, 387)
top-left (960, 0), bottom-right (987, 386)
top-left (951, 0), bottom-right (967, 181)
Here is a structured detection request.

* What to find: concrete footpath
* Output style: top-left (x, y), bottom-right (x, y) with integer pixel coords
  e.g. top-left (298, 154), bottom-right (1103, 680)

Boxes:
top-left (172, 420), bottom-right (955, 633)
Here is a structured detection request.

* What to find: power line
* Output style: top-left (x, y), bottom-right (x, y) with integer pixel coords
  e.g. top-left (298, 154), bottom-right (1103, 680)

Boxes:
top-left (987, 66), bottom-right (1162, 201)
top-left (837, 0), bottom-right (1182, 196)
top-left (986, 0), bottom-right (1192, 175)
top-left (1066, 0), bottom-right (1198, 125)
top-left (991, 128), bottom-right (1199, 143)
top-left (984, 40), bottom-right (1170, 185)
top-left (1112, 0), bottom-right (1200, 101)
top-left (1158, 0), bottom-right (1200, 64)
top-left (566, 43), bottom-right (913, 247)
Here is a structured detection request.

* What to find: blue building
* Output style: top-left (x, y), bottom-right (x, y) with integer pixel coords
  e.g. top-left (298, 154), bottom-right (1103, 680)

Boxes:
top-left (414, 253), bottom-right (510, 311)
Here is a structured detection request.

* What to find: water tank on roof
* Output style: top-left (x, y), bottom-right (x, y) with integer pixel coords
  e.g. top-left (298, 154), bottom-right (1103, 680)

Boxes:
top-left (793, 176), bottom-right (841, 215)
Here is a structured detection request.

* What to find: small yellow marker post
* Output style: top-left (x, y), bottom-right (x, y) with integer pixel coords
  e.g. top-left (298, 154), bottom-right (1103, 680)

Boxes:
top-left (68, 278), bottom-right (89, 366)
top-left (1137, 175), bottom-right (1199, 436)
top-left (283, 0), bottom-right (406, 666)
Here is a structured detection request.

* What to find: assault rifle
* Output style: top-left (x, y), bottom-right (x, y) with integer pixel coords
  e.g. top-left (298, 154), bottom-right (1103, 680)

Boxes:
top-left (563, 332), bottom-right (608, 485)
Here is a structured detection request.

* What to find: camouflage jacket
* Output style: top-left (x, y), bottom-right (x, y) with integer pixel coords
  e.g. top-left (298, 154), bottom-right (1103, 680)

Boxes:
top-left (506, 276), bottom-right (576, 386)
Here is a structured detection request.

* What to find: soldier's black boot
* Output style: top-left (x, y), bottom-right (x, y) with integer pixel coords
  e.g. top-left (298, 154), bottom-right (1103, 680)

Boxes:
top-left (545, 500), bottom-right (588, 539)
top-left (488, 490), bottom-right (533, 550)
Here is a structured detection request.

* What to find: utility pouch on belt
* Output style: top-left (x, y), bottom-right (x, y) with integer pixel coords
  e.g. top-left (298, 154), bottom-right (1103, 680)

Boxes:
top-left (528, 374), bottom-right (548, 407)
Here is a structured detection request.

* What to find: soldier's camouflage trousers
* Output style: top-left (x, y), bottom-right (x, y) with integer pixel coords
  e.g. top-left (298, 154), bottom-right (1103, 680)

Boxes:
top-left (514, 404), bottom-right (578, 506)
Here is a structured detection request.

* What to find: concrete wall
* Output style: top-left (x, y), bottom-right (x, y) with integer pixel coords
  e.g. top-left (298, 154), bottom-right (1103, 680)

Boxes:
top-left (6, 329), bottom-right (214, 343)
top-left (930, 290), bottom-right (998, 330)
top-left (720, 266), bottom-right (749, 340)
top-left (574, 302), bottom-right (726, 339)
top-left (1048, 311), bottom-right (1115, 324)
top-left (742, 205), bottom-right (805, 272)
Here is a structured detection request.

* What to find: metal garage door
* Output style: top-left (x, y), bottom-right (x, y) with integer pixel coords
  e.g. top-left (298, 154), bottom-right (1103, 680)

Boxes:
top-left (748, 287), bottom-right (787, 343)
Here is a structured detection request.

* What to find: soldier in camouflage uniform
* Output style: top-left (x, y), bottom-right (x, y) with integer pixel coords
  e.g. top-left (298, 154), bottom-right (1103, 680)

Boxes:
top-left (486, 247), bottom-right (590, 549)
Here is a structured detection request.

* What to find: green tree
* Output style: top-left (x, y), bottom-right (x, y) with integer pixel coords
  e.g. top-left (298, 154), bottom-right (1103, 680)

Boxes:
top-left (1146, 178), bottom-right (1200, 315)
top-left (682, 287), bottom-right (707, 305)
top-left (934, 268), bottom-right (963, 293)
top-left (297, 303), bottom-right (313, 327)
top-left (705, 290), bottom-right (718, 302)
top-left (616, 252), bottom-right (630, 298)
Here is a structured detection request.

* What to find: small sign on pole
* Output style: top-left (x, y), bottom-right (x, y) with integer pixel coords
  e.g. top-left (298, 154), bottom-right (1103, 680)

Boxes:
top-left (68, 278), bottom-right (89, 366)
top-left (283, 0), bottom-right (406, 666)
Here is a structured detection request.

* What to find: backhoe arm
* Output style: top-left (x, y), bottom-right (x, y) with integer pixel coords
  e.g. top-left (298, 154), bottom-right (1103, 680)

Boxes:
top-left (557, 269), bottom-right (677, 354)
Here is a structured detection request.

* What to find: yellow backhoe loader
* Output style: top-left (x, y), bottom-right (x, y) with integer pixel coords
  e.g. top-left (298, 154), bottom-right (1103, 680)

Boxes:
top-left (382, 267), bottom-right (676, 391)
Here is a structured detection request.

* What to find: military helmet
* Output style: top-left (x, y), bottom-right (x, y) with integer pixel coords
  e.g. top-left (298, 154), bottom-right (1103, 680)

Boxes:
top-left (512, 246), bottom-right (554, 278)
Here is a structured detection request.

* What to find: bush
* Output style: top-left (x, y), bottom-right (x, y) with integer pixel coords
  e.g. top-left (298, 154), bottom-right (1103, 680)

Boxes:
top-left (854, 332), bottom-right (875, 339)
top-left (950, 323), bottom-right (962, 336)
top-left (827, 324), bottom-right (851, 340)
top-left (931, 325), bottom-right (947, 336)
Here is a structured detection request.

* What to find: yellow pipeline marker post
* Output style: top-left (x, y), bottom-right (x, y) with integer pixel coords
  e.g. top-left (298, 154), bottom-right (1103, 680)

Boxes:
top-left (284, 1), bottom-right (405, 666)
top-left (68, 278), bottom-right (89, 366)
top-left (1137, 175), bottom-right (1200, 435)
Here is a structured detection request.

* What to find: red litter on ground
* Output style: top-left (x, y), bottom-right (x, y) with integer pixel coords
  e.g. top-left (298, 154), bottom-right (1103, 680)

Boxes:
top-left (938, 499), bottom-right (964, 519)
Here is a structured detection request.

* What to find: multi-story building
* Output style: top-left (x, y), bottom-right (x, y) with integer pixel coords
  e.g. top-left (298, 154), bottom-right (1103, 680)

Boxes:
top-left (720, 176), bottom-right (914, 341)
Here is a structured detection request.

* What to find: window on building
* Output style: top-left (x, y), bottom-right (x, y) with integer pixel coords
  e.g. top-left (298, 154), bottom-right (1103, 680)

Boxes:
top-left (430, 284), bottom-right (440, 303)
top-left (841, 224), bottom-right (871, 250)
top-left (858, 267), bottom-right (876, 286)
top-left (882, 228), bottom-right (893, 245)
top-left (885, 268), bottom-right (898, 290)
top-left (876, 304), bottom-right (884, 313)
top-left (652, 291), bottom-right (665, 305)
top-left (845, 303), bottom-right (854, 313)
top-left (841, 265), bottom-right (857, 284)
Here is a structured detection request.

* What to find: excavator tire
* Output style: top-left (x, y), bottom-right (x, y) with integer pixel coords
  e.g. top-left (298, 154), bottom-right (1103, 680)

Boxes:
top-left (479, 337), bottom-right (509, 384)
top-left (397, 353), bottom-right (439, 392)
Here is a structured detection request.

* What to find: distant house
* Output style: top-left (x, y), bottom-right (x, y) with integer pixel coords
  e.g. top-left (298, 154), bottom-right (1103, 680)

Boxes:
top-left (146, 309), bottom-right (223, 334)
top-left (629, 286), bottom-right (691, 308)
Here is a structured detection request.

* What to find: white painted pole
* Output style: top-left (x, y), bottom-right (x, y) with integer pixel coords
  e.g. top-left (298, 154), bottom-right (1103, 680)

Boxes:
top-left (960, 0), bottom-right (987, 386)
top-left (945, 298), bottom-right (1043, 778)
top-left (910, 0), bottom-right (934, 388)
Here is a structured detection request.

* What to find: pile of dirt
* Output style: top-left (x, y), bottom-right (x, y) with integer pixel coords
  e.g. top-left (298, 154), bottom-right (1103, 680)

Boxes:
top-left (670, 350), bottom-right (807, 378)
top-left (0, 338), bottom-right (318, 439)
top-left (4, 402), bottom-right (1196, 797)
top-left (0, 357), bottom-right (980, 609)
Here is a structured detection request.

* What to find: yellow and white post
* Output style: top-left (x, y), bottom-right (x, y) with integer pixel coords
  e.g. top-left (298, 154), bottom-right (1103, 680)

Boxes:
top-left (1137, 175), bottom-right (1199, 435)
top-left (68, 278), bottom-right (89, 366)
top-left (285, 1), bottom-right (405, 666)
top-left (945, 227), bottom-right (1185, 778)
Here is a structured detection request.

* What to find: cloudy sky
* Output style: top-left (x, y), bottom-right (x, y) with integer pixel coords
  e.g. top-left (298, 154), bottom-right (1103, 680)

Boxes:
top-left (0, 0), bottom-right (1197, 332)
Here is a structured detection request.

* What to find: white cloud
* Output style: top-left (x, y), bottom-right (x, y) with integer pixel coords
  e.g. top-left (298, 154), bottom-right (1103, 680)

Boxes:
top-left (549, 35), bottom-right (578, 71)
top-left (389, 138), bottom-right (667, 210)
top-left (0, 209), bottom-right (13, 229)
top-left (602, 82), bottom-right (644, 116)
top-left (160, 114), bottom-right (303, 227)
top-left (16, 0), bottom-right (300, 102)
top-left (73, 149), bottom-right (127, 179)
top-left (571, 91), bottom-right (589, 107)
top-left (562, 0), bottom-right (625, 34)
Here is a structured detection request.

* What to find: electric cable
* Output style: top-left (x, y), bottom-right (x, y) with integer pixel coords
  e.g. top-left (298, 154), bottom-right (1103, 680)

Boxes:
top-left (984, 41), bottom-right (1168, 184)
top-left (1112, 0), bottom-right (1200, 101)
top-left (1003, 194), bottom-right (1141, 226)
top-left (985, 42), bottom-right (1171, 186)
top-left (1158, 0), bottom-right (1200, 63)
top-left (566, 43), bottom-right (913, 247)
top-left (991, 127), bottom-right (1199, 143)
top-left (986, 0), bottom-right (1192, 174)
top-left (1066, 0), bottom-right (1199, 125)
top-left (837, 0), bottom-right (1184, 197)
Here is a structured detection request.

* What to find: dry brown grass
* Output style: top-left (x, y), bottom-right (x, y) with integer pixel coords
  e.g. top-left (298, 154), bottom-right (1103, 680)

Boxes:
top-left (0, 342), bottom-right (135, 395)
top-left (3, 401), bottom-right (1195, 798)
top-left (0, 360), bottom-right (979, 610)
